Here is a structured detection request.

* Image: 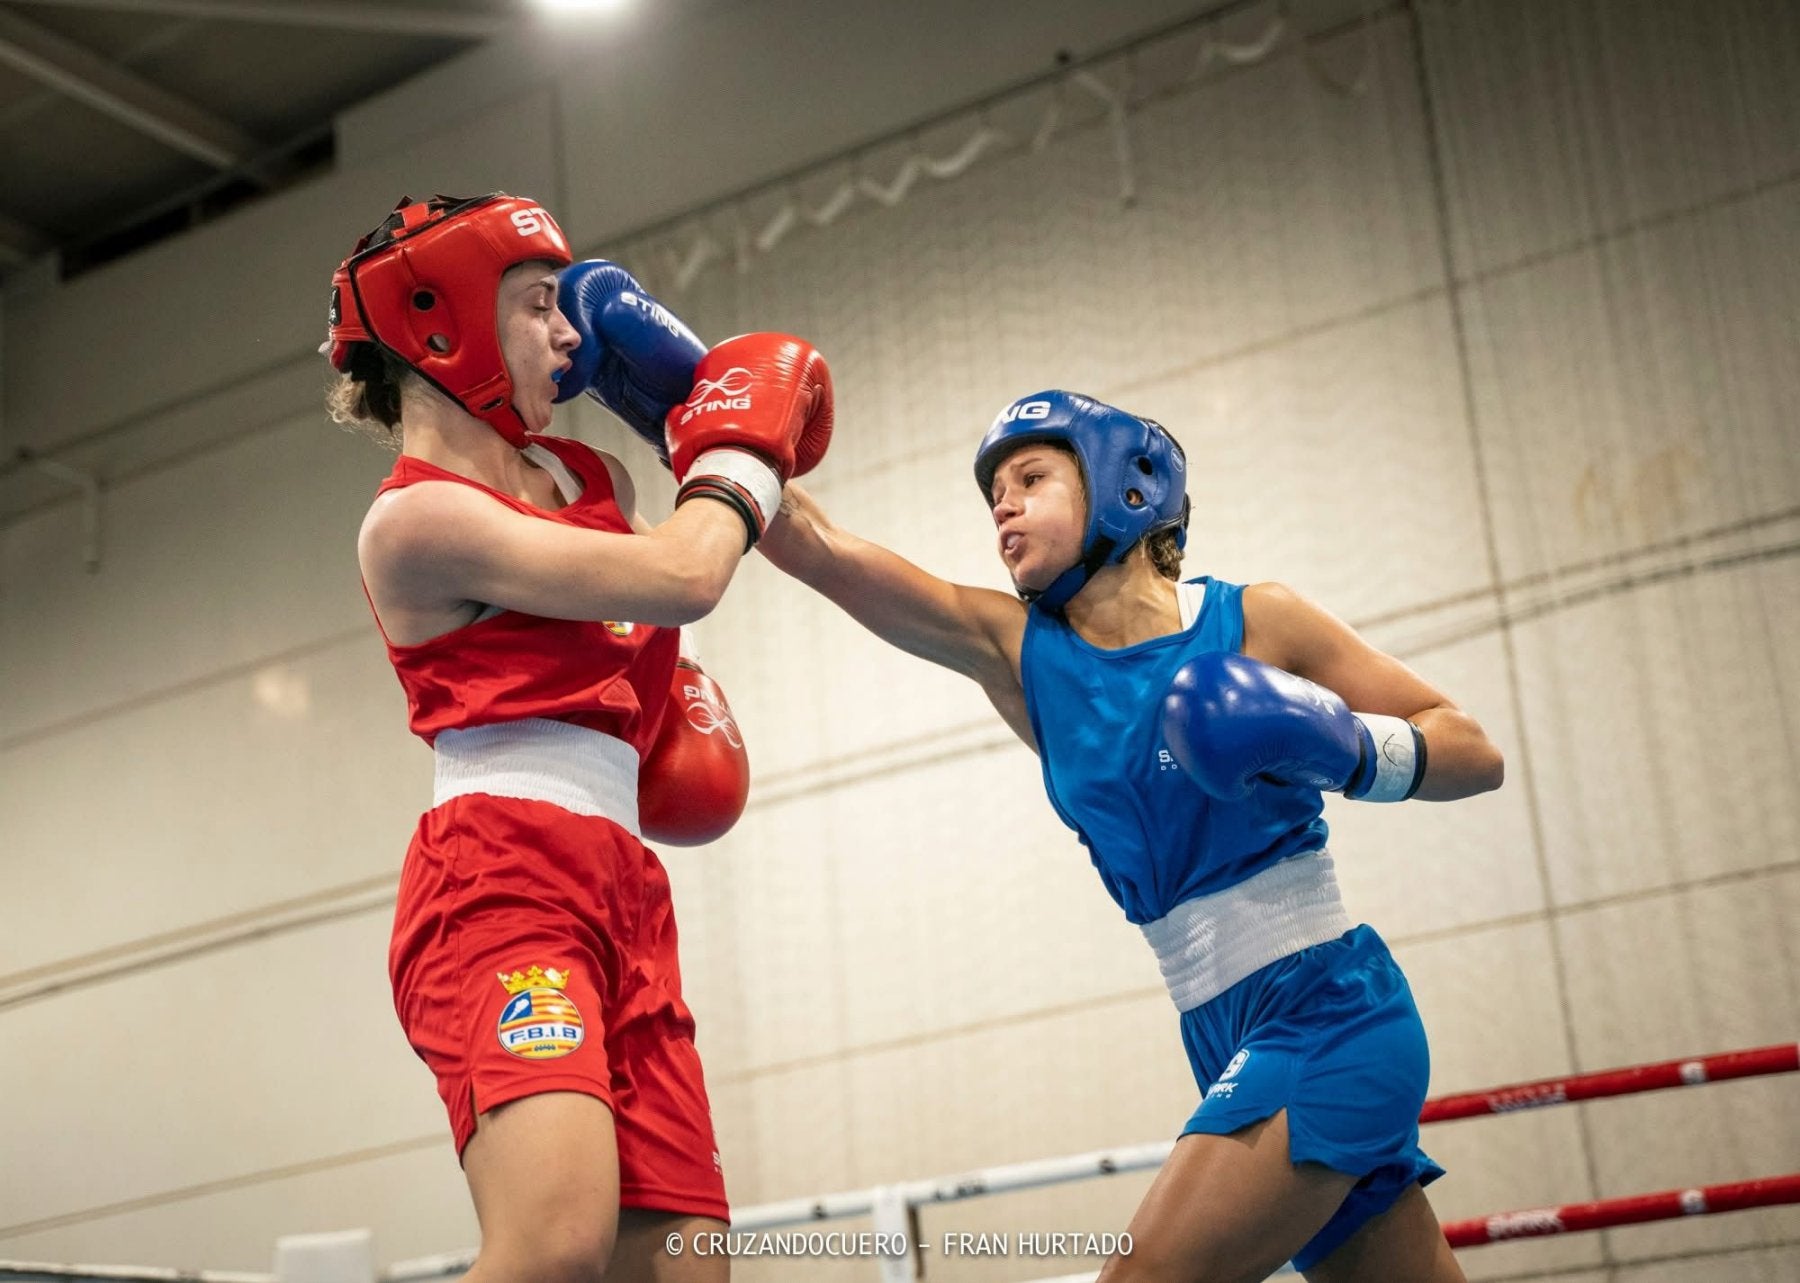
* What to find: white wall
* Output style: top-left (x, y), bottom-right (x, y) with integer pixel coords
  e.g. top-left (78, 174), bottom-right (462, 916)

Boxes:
top-left (2, 0), bottom-right (1797, 1278)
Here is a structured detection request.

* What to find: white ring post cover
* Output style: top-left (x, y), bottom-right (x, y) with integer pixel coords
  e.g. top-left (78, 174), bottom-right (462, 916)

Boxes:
top-left (275, 1228), bottom-right (374, 1283)
top-left (871, 1184), bottom-right (917, 1283)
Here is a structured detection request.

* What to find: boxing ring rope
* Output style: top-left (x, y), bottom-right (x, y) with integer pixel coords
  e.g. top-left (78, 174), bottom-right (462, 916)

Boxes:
top-left (1446, 1174), bottom-right (1800, 1248)
top-left (0, 1270), bottom-right (271, 1282)
top-left (3, 1041), bottom-right (1794, 1283)
top-left (1022, 1176), bottom-right (1800, 1283)
top-left (1417, 1041), bottom-right (1800, 1123)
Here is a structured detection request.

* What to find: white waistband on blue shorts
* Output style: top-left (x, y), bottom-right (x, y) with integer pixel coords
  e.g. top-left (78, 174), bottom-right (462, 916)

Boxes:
top-left (1139, 850), bottom-right (1352, 1013)
top-left (432, 717), bottom-right (641, 839)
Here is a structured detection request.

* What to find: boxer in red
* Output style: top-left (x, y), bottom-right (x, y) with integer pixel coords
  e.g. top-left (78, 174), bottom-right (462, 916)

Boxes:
top-left (324, 193), bottom-right (832, 1282)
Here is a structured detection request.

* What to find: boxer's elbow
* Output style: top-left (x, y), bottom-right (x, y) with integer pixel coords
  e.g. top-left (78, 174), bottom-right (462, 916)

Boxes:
top-left (1453, 737), bottom-right (1505, 797)
top-left (1418, 706), bottom-right (1504, 798)
top-left (662, 560), bottom-right (736, 625)
top-left (1414, 730), bottom-right (1504, 801)
top-left (1474, 742), bottom-right (1505, 794)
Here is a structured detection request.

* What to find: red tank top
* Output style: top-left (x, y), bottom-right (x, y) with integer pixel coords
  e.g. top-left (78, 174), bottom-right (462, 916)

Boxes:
top-left (368, 435), bottom-right (679, 753)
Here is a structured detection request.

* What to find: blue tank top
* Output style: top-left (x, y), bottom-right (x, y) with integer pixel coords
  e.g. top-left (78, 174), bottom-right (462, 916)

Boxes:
top-left (1019, 576), bottom-right (1329, 924)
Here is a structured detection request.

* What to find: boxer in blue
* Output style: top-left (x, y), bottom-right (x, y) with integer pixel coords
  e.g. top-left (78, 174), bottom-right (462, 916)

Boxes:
top-left (759, 391), bottom-right (1503, 1282)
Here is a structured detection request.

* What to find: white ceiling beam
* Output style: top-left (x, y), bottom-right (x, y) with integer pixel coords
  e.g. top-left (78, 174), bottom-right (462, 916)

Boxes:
top-left (0, 7), bottom-right (258, 168)
top-left (5, 0), bottom-right (511, 39)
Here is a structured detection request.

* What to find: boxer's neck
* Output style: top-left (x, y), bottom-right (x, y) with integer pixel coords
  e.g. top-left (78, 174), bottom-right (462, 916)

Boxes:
top-left (1065, 558), bottom-right (1180, 651)
top-left (399, 391), bottom-right (542, 498)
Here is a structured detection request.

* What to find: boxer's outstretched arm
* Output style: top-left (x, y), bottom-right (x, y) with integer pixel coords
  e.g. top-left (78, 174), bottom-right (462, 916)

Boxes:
top-left (1241, 582), bottom-right (1504, 801)
top-left (761, 482), bottom-right (1033, 743)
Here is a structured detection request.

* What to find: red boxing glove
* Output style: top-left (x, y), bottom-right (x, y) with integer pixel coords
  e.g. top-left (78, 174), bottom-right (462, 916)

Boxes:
top-left (640, 630), bottom-right (750, 846)
top-left (665, 333), bottom-right (834, 547)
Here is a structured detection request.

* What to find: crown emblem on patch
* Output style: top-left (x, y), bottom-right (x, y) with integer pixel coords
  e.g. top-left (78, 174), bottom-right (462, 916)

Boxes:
top-left (498, 964), bottom-right (571, 995)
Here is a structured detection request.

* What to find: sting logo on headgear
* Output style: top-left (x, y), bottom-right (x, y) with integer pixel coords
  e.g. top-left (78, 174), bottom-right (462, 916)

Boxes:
top-left (323, 193), bottom-right (573, 447)
top-left (974, 389), bottom-right (1190, 611)
top-left (495, 964), bottom-right (586, 1060)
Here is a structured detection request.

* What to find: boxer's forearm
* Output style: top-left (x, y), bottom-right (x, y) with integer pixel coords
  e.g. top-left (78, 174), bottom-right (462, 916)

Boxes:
top-left (761, 483), bottom-right (1024, 684)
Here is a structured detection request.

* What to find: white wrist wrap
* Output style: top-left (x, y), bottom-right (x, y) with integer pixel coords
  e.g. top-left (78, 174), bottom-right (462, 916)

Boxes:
top-left (1349, 712), bottom-right (1426, 802)
top-left (688, 448), bottom-right (781, 531)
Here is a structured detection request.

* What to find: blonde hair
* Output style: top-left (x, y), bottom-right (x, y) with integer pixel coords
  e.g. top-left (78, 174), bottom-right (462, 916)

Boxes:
top-left (325, 343), bottom-right (411, 447)
top-left (1145, 526), bottom-right (1184, 581)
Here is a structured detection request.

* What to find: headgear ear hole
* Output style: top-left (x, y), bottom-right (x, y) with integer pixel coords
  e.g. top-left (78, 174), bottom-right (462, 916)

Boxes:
top-left (412, 290), bottom-right (436, 311)
top-left (1136, 456), bottom-right (1154, 475)
top-left (479, 396), bottom-right (505, 411)
top-left (426, 333), bottom-right (452, 354)
top-left (1126, 487), bottom-right (1146, 508)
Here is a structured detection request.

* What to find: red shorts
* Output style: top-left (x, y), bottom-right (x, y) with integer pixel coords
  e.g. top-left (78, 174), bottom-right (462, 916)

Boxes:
top-left (388, 794), bottom-right (727, 1221)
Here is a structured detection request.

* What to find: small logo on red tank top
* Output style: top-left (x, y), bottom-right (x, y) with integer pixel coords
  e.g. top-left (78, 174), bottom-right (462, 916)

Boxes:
top-left (603, 620), bottom-right (635, 637)
top-left (496, 965), bottom-right (586, 1059)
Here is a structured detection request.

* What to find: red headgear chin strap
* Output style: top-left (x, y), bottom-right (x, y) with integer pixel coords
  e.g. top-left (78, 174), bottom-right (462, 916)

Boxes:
top-left (325, 193), bottom-right (573, 447)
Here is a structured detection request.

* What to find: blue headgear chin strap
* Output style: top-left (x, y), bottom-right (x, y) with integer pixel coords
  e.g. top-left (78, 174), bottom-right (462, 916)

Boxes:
top-left (974, 389), bottom-right (1190, 610)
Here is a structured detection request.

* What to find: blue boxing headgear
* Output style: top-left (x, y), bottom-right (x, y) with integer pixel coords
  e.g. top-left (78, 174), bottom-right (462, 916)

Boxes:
top-left (974, 389), bottom-right (1189, 610)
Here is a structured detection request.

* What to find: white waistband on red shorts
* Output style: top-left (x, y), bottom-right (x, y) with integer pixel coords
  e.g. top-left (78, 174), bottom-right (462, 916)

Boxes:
top-left (1139, 849), bottom-right (1352, 1014)
top-left (432, 717), bottom-right (641, 839)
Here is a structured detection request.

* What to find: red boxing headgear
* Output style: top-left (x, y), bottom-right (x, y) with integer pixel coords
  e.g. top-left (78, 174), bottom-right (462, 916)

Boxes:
top-left (325, 193), bottom-right (573, 447)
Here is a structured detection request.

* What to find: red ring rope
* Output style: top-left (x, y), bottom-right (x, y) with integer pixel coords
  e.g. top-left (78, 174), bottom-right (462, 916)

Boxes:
top-left (1444, 1173), bottom-right (1800, 1247)
top-left (1420, 1042), bottom-right (1798, 1123)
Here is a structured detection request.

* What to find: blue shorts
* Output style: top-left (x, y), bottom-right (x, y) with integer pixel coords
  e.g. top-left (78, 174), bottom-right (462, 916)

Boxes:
top-left (1177, 924), bottom-right (1443, 1273)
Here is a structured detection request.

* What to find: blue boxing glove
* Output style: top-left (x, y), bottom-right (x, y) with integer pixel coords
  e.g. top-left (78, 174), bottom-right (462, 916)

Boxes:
top-left (1160, 651), bottom-right (1427, 802)
top-left (553, 260), bottom-right (706, 466)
